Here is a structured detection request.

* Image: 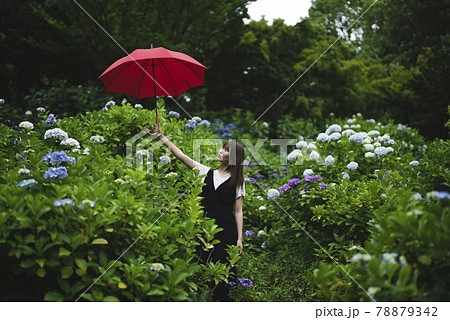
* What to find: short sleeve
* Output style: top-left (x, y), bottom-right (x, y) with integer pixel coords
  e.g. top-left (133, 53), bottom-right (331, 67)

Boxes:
top-left (236, 181), bottom-right (246, 199)
top-left (192, 160), bottom-right (210, 176)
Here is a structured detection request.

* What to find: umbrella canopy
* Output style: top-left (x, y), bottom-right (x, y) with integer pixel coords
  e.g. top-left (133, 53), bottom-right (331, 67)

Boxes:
top-left (99, 47), bottom-right (206, 100)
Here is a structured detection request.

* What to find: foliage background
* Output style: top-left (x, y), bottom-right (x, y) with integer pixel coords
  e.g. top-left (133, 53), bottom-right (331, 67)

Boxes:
top-left (1, 0), bottom-right (449, 138)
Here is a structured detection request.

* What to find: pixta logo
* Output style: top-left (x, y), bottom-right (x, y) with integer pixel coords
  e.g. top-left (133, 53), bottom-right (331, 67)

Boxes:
top-left (125, 131), bottom-right (169, 173)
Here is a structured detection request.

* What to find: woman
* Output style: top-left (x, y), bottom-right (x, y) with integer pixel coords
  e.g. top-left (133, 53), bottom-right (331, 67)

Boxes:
top-left (149, 121), bottom-right (245, 301)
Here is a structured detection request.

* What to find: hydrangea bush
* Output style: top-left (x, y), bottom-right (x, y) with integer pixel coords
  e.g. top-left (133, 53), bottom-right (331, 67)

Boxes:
top-left (0, 101), bottom-right (238, 301)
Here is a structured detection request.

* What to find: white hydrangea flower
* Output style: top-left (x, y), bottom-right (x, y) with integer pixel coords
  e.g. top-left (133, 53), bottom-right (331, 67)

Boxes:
top-left (328, 132), bottom-right (341, 141)
top-left (165, 172), bottom-right (178, 178)
top-left (368, 130), bottom-right (380, 136)
top-left (386, 147), bottom-right (394, 153)
top-left (44, 128), bottom-right (69, 141)
top-left (61, 138), bottom-right (81, 149)
top-left (297, 135), bottom-right (304, 141)
top-left (325, 124), bottom-right (341, 135)
top-left (296, 140), bottom-right (307, 149)
top-left (307, 143), bottom-right (317, 149)
top-left (149, 263), bottom-right (164, 271)
top-left (374, 147), bottom-right (388, 156)
top-left (257, 230), bottom-right (265, 236)
top-left (347, 162), bottom-right (358, 170)
top-left (342, 129), bottom-right (355, 136)
top-left (19, 121), bottom-right (34, 130)
top-left (367, 287), bottom-right (380, 296)
top-left (343, 124), bottom-right (350, 129)
top-left (90, 135), bottom-right (105, 143)
top-left (362, 137), bottom-right (372, 144)
top-left (287, 149), bottom-right (302, 162)
top-left (18, 168), bottom-right (31, 175)
top-left (316, 133), bottom-right (329, 143)
top-left (364, 144), bottom-right (374, 151)
top-left (325, 155), bottom-right (335, 167)
top-left (303, 169), bottom-right (314, 177)
top-left (365, 152), bottom-right (375, 158)
top-left (373, 142), bottom-right (381, 147)
top-left (409, 160), bottom-right (419, 167)
top-left (191, 116), bottom-right (202, 123)
top-left (341, 172), bottom-right (350, 181)
top-left (309, 151), bottom-right (320, 161)
top-left (83, 147), bottom-right (90, 155)
top-left (350, 124), bottom-right (361, 129)
top-left (411, 193), bottom-right (422, 200)
top-left (159, 155), bottom-right (171, 166)
top-left (259, 206), bottom-right (266, 211)
top-left (267, 188), bottom-right (280, 201)
top-left (347, 118), bottom-right (356, 124)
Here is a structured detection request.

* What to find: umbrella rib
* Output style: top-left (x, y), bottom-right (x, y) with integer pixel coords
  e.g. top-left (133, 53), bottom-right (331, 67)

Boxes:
top-left (158, 58), bottom-right (178, 96)
top-left (137, 59), bottom-right (152, 99)
top-left (173, 59), bottom-right (205, 84)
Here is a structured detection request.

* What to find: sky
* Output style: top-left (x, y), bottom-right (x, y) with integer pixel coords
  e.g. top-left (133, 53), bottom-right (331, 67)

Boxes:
top-left (246, 0), bottom-right (312, 25)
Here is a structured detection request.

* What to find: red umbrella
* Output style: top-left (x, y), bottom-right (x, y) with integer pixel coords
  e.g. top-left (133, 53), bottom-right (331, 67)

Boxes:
top-left (99, 46), bottom-right (206, 124)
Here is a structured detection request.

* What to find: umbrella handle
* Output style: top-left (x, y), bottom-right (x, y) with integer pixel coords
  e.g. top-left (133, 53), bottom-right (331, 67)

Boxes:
top-left (155, 106), bottom-right (163, 135)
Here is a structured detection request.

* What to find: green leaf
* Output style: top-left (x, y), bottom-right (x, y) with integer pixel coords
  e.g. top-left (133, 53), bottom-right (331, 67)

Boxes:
top-left (75, 258), bottom-right (88, 272)
top-left (418, 255), bottom-right (432, 266)
top-left (59, 247), bottom-right (71, 256)
top-left (103, 296), bottom-right (120, 302)
top-left (147, 288), bottom-right (165, 296)
top-left (44, 291), bottom-right (65, 302)
top-left (61, 266), bottom-right (73, 279)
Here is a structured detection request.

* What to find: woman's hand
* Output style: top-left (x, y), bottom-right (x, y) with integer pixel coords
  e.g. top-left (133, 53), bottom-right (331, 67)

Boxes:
top-left (153, 120), bottom-right (163, 136)
top-left (236, 239), bottom-right (243, 254)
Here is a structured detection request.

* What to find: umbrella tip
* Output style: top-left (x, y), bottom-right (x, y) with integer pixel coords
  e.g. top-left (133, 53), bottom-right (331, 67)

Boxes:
top-left (151, 44), bottom-right (153, 49)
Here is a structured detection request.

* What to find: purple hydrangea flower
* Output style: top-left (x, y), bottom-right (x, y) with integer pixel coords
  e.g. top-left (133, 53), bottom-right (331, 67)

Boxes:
top-left (238, 278), bottom-right (253, 287)
top-left (288, 178), bottom-right (301, 187)
top-left (279, 184), bottom-right (291, 193)
top-left (303, 176), bottom-right (314, 183)
top-left (252, 174), bottom-right (265, 179)
top-left (382, 170), bottom-right (392, 179)
top-left (312, 175), bottom-right (322, 181)
top-left (305, 185), bottom-right (311, 191)
top-left (319, 183), bottom-right (328, 190)
top-left (243, 230), bottom-right (256, 236)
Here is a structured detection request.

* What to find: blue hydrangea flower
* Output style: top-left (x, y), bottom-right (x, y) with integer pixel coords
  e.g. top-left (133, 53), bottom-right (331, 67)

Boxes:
top-left (243, 230), bottom-right (256, 236)
top-left (168, 111), bottom-right (180, 118)
top-left (17, 179), bottom-right (38, 188)
top-left (45, 114), bottom-right (56, 126)
top-left (54, 198), bottom-right (75, 207)
top-left (185, 119), bottom-right (196, 132)
top-left (42, 151), bottom-right (76, 166)
top-left (198, 120), bottom-right (210, 126)
top-left (44, 166), bottom-right (68, 180)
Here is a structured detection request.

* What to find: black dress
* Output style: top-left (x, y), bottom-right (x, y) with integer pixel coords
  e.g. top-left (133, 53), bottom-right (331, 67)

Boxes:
top-left (199, 169), bottom-right (238, 301)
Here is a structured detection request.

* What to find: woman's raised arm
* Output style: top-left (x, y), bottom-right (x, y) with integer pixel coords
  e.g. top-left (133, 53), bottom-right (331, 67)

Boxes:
top-left (146, 122), bottom-right (195, 170)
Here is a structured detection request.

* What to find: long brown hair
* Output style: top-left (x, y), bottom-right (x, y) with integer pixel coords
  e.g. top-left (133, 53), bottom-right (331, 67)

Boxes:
top-left (217, 140), bottom-right (245, 189)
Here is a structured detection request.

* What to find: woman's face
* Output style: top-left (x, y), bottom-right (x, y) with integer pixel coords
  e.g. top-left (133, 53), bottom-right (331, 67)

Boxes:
top-left (217, 146), bottom-right (230, 162)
